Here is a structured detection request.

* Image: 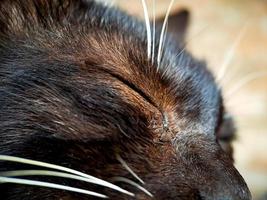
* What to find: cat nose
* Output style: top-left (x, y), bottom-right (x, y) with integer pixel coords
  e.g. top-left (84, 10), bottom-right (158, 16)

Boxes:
top-left (196, 168), bottom-right (251, 200)
top-left (173, 133), bottom-right (252, 200)
top-left (179, 167), bottom-right (252, 200)
top-left (200, 188), bottom-right (251, 200)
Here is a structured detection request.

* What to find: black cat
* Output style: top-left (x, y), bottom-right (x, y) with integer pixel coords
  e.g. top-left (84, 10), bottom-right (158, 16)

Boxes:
top-left (0, 0), bottom-right (251, 199)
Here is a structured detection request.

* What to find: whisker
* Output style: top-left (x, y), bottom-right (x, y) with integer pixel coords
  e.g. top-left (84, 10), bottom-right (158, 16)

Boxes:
top-left (177, 50), bottom-right (185, 70)
top-left (116, 154), bottom-right (144, 185)
top-left (218, 62), bottom-right (241, 87)
top-left (216, 24), bottom-right (248, 83)
top-left (151, 0), bottom-right (156, 64)
top-left (0, 155), bottom-right (134, 197)
top-left (161, 19), bottom-right (169, 65)
top-left (112, 177), bottom-right (153, 197)
top-left (141, 0), bottom-right (152, 59)
top-left (225, 87), bottom-right (266, 115)
top-left (0, 176), bottom-right (108, 198)
top-left (224, 71), bottom-right (267, 99)
top-left (163, 25), bottom-right (210, 74)
top-left (226, 95), bottom-right (265, 109)
top-left (0, 169), bottom-right (128, 191)
top-left (177, 24), bottom-right (210, 57)
top-left (157, 0), bottom-right (175, 66)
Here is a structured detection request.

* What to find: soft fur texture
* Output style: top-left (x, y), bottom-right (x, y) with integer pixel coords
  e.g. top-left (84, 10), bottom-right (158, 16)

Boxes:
top-left (0, 0), bottom-right (251, 199)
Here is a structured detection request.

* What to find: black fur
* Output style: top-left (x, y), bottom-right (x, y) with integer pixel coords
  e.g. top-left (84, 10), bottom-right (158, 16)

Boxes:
top-left (0, 0), bottom-right (251, 199)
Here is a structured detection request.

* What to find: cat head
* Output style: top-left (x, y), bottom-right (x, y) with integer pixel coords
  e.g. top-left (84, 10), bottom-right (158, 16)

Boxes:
top-left (0, 0), bottom-right (251, 199)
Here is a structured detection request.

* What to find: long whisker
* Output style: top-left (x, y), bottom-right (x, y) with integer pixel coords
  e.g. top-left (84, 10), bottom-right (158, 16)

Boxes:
top-left (216, 24), bottom-right (248, 83)
top-left (163, 24), bottom-right (210, 75)
top-left (161, 20), bottom-right (169, 65)
top-left (226, 94), bottom-right (265, 109)
top-left (157, 0), bottom-right (175, 66)
top-left (218, 62), bottom-right (241, 87)
top-left (0, 155), bottom-right (134, 197)
top-left (227, 103), bottom-right (265, 115)
top-left (151, 0), bottom-right (156, 64)
top-left (0, 169), bottom-right (128, 191)
top-left (0, 176), bottom-right (108, 198)
top-left (176, 25), bottom-right (210, 59)
top-left (112, 177), bottom-right (153, 197)
top-left (141, 0), bottom-right (152, 59)
top-left (224, 71), bottom-right (267, 99)
top-left (116, 154), bottom-right (144, 185)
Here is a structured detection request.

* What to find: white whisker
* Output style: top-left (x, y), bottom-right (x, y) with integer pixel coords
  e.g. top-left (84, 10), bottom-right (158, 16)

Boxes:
top-left (151, 0), bottom-right (156, 64)
top-left (218, 62), bottom-right (241, 87)
top-left (0, 155), bottom-right (134, 197)
top-left (224, 71), bottom-right (267, 99)
top-left (157, 0), bottom-right (175, 66)
top-left (227, 102), bottom-right (265, 113)
top-left (161, 19), bottom-right (169, 65)
top-left (177, 50), bottom-right (185, 69)
top-left (0, 169), bottom-right (124, 190)
top-left (162, 24), bottom-right (210, 76)
top-left (180, 25), bottom-right (210, 55)
top-left (177, 24), bottom-right (210, 58)
top-left (141, 0), bottom-right (152, 59)
top-left (216, 24), bottom-right (248, 83)
top-left (116, 154), bottom-right (144, 185)
top-left (0, 176), bottom-right (108, 198)
top-left (112, 177), bottom-right (153, 197)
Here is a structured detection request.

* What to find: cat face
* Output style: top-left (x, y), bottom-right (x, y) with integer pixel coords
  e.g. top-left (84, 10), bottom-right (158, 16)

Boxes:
top-left (0, 0), bottom-right (251, 199)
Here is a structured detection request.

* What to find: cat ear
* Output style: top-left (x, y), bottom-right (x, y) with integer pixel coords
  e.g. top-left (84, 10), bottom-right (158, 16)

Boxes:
top-left (155, 9), bottom-right (190, 45)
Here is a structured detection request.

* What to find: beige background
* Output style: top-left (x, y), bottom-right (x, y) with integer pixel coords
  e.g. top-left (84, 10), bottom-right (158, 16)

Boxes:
top-left (112, 0), bottom-right (267, 199)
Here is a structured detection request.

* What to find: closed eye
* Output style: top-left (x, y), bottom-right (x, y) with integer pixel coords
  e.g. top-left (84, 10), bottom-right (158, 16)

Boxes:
top-left (216, 112), bottom-right (236, 159)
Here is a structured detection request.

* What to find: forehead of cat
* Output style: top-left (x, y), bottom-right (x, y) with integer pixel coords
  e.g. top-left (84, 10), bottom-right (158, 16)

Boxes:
top-left (0, 0), bottom-right (221, 138)
top-left (53, 29), bottom-right (220, 139)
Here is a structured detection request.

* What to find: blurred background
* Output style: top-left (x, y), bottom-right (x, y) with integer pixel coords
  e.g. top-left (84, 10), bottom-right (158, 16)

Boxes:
top-left (111, 0), bottom-right (267, 199)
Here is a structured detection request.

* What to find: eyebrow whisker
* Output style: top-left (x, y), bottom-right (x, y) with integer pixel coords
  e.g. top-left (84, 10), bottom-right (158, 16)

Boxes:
top-left (151, 0), bottom-right (156, 64)
top-left (216, 24), bottom-right (248, 83)
top-left (225, 71), bottom-right (267, 99)
top-left (141, 0), bottom-right (152, 59)
top-left (157, 0), bottom-right (175, 66)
